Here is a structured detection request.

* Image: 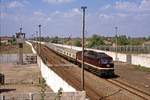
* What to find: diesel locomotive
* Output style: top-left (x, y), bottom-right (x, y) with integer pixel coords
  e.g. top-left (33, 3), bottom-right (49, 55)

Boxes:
top-left (76, 50), bottom-right (114, 76)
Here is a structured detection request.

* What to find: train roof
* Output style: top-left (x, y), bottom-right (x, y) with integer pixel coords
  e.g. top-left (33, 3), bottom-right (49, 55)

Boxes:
top-left (77, 50), bottom-right (111, 59)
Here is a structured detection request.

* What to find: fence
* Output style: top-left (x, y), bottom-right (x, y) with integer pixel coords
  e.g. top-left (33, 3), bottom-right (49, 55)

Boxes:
top-left (0, 91), bottom-right (86, 100)
top-left (0, 54), bottom-right (37, 64)
top-left (94, 45), bottom-right (150, 54)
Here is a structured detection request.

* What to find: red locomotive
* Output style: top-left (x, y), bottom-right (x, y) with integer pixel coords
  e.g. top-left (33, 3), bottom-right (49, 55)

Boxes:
top-left (76, 50), bottom-right (114, 76)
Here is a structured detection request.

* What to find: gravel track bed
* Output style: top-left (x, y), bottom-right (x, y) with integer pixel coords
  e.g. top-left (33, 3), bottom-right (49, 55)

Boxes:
top-left (39, 45), bottom-right (149, 100)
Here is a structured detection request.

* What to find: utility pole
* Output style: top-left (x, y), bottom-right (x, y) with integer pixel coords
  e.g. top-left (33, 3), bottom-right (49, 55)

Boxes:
top-left (70, 34), bottom-right (72, 49)
top-left (32, 33), bottom-right (34, 41)
top-left (81, 6), bottom-right (87, 91)
top-left (38, 24), bottom-right (41, 56)
top-left (20, 25), bottom-right (22, 33)
top-left (20, 28), bottom-right (22, 33)
top-left (115, 26), bottom-right (118, 61)
top-left (36, 31), bottom-right (38, 52)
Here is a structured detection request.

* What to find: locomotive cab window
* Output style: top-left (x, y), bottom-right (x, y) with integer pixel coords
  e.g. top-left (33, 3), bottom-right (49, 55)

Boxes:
top-left (86, 50), bottom-right (98, 59)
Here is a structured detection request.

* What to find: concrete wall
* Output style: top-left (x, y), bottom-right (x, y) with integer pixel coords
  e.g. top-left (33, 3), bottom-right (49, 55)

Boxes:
top-left (1, 92), bottom-right (86, 100)
top-left (0, 54), bottom-right (36, 64)
top-left (37, 56), bottom-right (76, 92)
top-left (0, 54), bottom-right (18, 64)
top-left (26, 41), bottom-right (76, 92)
top-left (131, 54), bottom-right (150, 67)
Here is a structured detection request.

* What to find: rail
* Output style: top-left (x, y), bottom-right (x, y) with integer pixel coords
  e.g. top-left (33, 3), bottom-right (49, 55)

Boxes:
top-left (32, 42), bottom-right (150, 100)
top-left (106, 79), bottom-right (150, 100)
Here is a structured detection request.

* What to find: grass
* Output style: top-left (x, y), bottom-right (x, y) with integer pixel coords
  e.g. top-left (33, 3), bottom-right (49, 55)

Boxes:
top-left (0, 43), bottom-right (32, 54)
top-left (23, 43), bottom-right (33, 53)
top-left (134, 65), bottom-right (150, 72)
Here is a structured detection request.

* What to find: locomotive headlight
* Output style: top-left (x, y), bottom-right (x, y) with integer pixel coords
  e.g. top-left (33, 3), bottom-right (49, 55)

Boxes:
top-left (106, 64), bottom-right (110, 67)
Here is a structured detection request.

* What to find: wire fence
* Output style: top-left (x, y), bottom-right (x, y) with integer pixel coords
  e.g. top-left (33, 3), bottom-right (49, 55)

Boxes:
top-left (93, 45), bottom-right (150, 54)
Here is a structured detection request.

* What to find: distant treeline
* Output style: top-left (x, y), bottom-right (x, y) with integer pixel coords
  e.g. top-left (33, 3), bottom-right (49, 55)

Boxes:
top-left (30, 35), bottom-right (150, 48)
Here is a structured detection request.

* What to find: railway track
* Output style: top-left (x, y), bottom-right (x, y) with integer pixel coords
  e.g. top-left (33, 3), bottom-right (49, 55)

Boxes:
top-left (106, 79), bottom-right (150, 100)
top-left (32, 43), bottom-right (150, 100)
top-left (40, 45), bottom-right (103, 100)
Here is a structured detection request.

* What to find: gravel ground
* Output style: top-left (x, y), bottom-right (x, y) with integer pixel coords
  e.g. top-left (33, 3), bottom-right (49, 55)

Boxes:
top-left (0, 64), bottom-right (52, 94)
top-left (40, 45), bottom-right (149, 100)
top-left (114, 62), bottom-right (150, 94)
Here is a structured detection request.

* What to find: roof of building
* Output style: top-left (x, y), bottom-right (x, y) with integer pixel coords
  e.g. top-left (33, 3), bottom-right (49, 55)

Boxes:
top-left (0, 36), bottom-right (13, 40)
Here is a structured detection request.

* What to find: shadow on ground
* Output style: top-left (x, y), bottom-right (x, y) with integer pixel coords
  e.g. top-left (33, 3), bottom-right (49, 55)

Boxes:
top-left (0, 89), bottom-right (16, 93)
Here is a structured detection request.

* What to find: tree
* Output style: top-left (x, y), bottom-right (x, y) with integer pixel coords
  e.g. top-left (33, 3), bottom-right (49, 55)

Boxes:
top-left (147, 36), bottom-right (150, 41)
top-left (44, 36), bottom-right (50, 42)
top-left (129, 39), bottom-right (143, 45)
top-left (51, 36), bottom-right (59, 43)
top-left (11, 35), bottom-right (16, 45)
top-left (87, 34), bottom-right (105, 48)
top-left (73, 39), bottom-right (81, 47)
top-left (116, 35), bottom-right (129, 45)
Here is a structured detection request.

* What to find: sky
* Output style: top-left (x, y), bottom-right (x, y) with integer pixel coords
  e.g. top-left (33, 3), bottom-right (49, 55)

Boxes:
top-left (0, 0), bottom-right (150, 38)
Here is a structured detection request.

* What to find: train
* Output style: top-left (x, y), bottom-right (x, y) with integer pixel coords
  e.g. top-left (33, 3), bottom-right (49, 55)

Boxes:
top-left (45, 43), bottom-right (115, 77)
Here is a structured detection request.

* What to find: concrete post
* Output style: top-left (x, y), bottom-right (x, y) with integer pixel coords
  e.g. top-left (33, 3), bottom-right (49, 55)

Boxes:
top-left (1, 95), bottom-right (5, 100)
top-left (29, 93), bottom-right (33, 100)
top-left (126, 54), bottom-right (132, 64)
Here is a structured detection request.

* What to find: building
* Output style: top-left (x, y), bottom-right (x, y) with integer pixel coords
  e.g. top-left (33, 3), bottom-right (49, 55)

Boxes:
top-left (0, 36), bottom-right (14, 45)
top-left (143, 41), bottom-right (150, 46)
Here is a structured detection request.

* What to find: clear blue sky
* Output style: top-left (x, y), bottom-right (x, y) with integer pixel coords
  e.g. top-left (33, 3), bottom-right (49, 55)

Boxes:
top-left (1, 0), bottom-right (150, 37)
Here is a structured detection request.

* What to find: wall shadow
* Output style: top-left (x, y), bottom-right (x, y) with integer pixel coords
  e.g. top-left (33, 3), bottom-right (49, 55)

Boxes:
top-left (0, 89), bottom-right (16, 93)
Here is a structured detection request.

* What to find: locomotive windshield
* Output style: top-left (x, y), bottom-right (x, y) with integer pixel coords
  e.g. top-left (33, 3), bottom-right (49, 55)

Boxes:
top-left (98, 53), bottom-right (113, 64)
top-left (101, 58), bottom-right (113, 64)
top-left (97, 53), bottom-right (109, 57)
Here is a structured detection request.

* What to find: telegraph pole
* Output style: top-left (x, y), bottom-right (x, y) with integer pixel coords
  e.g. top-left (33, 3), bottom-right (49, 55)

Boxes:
top-left (20, 25), bottom-right (22, 33)
top-left (115, 26), bottom-right (118, 61)
top-left (36, 31), bottom-right (38, 51)
top-left (81, 6), bottom-right (87, 91)
top-left (20, 28), bottom-right (22, 33)
top-left (38, 24), bottom-right (41, 56)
